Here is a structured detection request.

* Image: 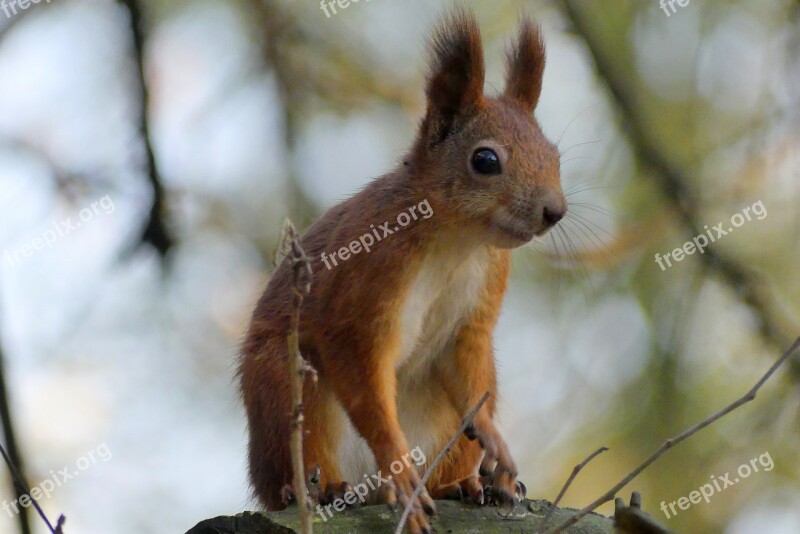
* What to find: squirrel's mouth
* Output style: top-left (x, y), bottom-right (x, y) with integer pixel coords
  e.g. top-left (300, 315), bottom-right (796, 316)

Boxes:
top-left (493, 222), bottom-right (536, 243)
top-left (489, 206), bottom-right (559, 247)
top-left (488, 213), bottom-right (538, 246)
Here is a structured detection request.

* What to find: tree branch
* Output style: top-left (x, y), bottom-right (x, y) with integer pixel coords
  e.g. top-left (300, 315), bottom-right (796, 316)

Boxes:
top-left (281, 220), bottom-right (317, 534)
top-left (0, 324), bottom-right (31, 534)
top-left (546, 336), bottom-right (800, 533)
top-left (0, 315), bottom-right (66, 533)
top-left (247, 0), bottom-right (319, 228)
top-left (121, 0), bottom-right (173, 258)
top-left (539, 446), bottom-right (608, 531)
top-left (562, 0), bottom-right (797, 358)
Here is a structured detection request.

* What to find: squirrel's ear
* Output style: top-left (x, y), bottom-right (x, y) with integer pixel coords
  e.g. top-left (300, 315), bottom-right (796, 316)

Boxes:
top-left (421, 8), bottom-right (485, 146)
top-left (503, 17), bottom-right (545, 113)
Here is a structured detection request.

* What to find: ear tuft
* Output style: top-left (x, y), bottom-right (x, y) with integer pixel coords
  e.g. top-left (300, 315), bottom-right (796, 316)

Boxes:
top-left (504, 17), bottom-right (546, 113)
top-left (422, 7), bottom-right (485, 146)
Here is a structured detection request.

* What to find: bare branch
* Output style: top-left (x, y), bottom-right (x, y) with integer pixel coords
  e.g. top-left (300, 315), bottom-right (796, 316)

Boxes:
top-left (0, 301), bottom-right (33, 534)
top-left (0, 442), bottom-right (65, 534)
top-left (244, 0), bottom-right (422, 228)
top-left (561, 0), bottom-right (797, 358)
top-left (546, 336), bottom-right (800, 533)
top-left (121, 0), bottom-right (173, 258)
top-left (282, 220), bottom-right (317, 534)
top-left (395, 391), bottom-right (491, 534)
top-left (0, 315), bottom-right (67, 534)
top-left (539, 446), bottom-right (609, 531)
top-left (246, 0), bottom-right (319, 228)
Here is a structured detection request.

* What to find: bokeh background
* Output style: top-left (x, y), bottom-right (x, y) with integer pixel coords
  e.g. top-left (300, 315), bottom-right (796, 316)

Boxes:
top-left (0, 0), bottom-right (798, 532)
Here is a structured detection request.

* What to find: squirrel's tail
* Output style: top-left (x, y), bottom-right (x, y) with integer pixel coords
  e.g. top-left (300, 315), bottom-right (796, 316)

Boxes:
top-left (239, 334), bottom-right (293, 509)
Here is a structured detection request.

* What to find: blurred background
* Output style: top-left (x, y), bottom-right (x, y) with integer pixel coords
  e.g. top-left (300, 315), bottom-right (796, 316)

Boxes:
top-left (0, 0), bottom-right (798, 532)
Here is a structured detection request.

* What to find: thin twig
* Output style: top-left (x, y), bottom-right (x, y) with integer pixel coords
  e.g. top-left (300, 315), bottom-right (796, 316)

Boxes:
top-left (0, 443), bottom-right (65, 533)
top-left (282, 220), bottom-right (317, 534)
top-left (538, 446), bottom-right (608, 531)
top-left (394, 391), bottom-right (491, 534)
top-left (248, 0), bottom-right (319, 228)
top-left (546, 336), bottom-right (800, 534)
top-left (0, 313), bottom-right (32, 534)
top-left (121, 0), bottom-right (173, 258)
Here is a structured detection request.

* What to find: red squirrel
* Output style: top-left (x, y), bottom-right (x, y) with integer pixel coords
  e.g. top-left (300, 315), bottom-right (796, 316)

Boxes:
top-left (239, 8), bottom-right (566, 534)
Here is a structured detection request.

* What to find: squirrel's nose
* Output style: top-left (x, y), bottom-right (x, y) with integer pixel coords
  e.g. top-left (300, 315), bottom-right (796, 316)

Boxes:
top-left (542, 196), bottom-right (566, 227)
top-left (543, 205), bottom-right (565, 225)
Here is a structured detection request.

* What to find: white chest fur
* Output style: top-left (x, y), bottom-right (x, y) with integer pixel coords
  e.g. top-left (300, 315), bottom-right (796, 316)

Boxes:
top-left (336, 241), bottom-right (491, 485)
top-left (395, 243), bottom-right (490, 376)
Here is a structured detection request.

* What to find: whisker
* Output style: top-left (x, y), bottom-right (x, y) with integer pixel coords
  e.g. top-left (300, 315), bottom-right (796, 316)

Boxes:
top-left (565, 215), bottom-right (615, 257)
top-left (559, 139), bottom-right (602, 158)
top-left (549, 227), bottom-right (564, 267)
top-left (553, 225), bottom-right (571, 267)
top-left (560, 219), bottom-right (591, 251)
top-left (565, 216), bottom-right (619, 269)
top-left (563, 217), bottom-right (614, 260)
top-left (562, 178), bottom-right (609, 195)
top-left (549, 232), bottom-right (562, 296)
top-left (562, 218), bottom-right (593, 247)
top-left (557, 225), bottom-right (593, 298)
top-left (560, 156), bottom-right (593, 166)
top-left (556, 103), bottom-right (602, 148)
top-left (570, 202), bottom-right (613, 217)
top-left (565, 184), bottom-right (624, 197)
top-left (525, 238), bottom-right (548, 261)
top-left (566, 211), bottom-right (614, 239)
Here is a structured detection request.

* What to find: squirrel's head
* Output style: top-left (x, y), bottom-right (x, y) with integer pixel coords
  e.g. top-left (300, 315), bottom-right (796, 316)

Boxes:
top-left (411, 9), bottom-right (566, 249)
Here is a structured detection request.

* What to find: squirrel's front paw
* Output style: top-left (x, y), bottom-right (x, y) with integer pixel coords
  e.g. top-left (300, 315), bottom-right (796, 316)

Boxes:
top-left (465, 422), bottom-right (520, 508)
top-left (383, 468), bottom-right (435, 534)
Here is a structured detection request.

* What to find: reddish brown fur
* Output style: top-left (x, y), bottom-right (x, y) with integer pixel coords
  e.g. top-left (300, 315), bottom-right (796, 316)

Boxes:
top-left (239, 8), bottom-right (565, 533)
top-left (504, 16), bottom-right (546, 113)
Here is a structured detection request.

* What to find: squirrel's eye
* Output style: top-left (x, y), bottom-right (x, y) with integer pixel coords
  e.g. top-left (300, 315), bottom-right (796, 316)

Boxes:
top-left (471, 148), bottom-right (502, 175)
